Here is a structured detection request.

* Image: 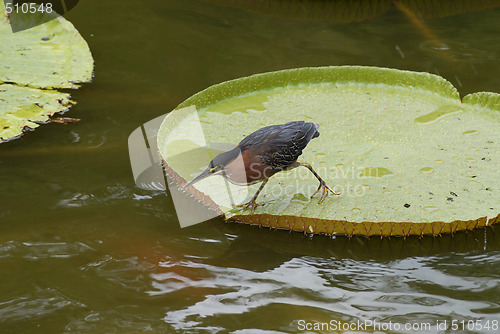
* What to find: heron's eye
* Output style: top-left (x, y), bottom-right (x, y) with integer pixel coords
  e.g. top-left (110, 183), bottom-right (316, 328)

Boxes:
top-left (210, 167), bottom-right (218, 173)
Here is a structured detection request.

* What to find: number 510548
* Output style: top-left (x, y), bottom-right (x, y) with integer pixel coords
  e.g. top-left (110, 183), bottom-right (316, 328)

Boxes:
top-left (5, 2), bottom-right (54, 14)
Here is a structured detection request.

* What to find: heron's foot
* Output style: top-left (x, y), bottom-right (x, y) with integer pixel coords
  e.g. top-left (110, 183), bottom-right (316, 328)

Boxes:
top-left (311, 179), bottom-right (341, 204)
top-left (235, 198), bottom-right (265, 214)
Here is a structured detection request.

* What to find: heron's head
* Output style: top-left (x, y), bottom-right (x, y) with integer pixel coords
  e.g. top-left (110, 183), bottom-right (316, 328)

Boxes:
top-left (181, 147), bottom-right (240, 190)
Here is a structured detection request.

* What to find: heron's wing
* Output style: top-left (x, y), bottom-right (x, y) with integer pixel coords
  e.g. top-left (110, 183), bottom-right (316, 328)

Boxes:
top-left (239, 121), bottom-right (319, 170)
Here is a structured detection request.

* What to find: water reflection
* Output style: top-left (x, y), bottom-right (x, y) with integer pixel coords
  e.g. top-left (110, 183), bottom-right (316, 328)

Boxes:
top-left (153, 250), bottom-right (500, 332)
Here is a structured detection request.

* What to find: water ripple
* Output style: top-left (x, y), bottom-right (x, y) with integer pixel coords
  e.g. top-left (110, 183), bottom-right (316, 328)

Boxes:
top-left (0, 288), bottom-right (86, 322)
top-left (153, 252), bottom-right (500, 332)
top-left (0, 241), bottom-right (95, 260)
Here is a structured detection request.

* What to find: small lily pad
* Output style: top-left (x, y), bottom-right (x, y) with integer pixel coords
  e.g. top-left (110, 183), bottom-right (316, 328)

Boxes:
top-left (0, 2), bottom-right (93, 142)
top-left (0, 84), bottom-right (72, 141)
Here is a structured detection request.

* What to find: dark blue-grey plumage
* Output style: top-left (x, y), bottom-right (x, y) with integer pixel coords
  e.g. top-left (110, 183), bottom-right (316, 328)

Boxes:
top-left (238, 121), bottom-right (319, 170)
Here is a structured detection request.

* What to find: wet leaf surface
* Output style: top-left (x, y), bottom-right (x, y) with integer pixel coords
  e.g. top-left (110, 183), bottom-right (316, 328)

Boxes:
top-left (158, 66), bottom-right (500, 236)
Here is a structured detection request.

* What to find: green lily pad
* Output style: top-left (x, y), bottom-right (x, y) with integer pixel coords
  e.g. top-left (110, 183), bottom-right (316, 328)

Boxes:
top-left (0, 2), bottom-right (93, 142)
top-left (158, 66), bottom-right (500, 236)
top-left (0, 84), bottom-right (72, 140)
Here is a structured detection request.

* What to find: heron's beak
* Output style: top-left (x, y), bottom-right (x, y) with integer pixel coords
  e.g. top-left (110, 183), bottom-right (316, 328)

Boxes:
top-left (181, 168), bottom-right (213, 190)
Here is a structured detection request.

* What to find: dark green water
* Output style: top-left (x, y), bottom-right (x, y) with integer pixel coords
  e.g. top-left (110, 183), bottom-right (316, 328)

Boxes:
top-left (1, 1), bottom-right (500, 333)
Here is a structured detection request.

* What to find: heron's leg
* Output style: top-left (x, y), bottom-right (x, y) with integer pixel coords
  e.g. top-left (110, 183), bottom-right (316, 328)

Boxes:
top-left (297, 162), bottom-right (340, 203)
top-left (235, 179), bottom-right (269, 214)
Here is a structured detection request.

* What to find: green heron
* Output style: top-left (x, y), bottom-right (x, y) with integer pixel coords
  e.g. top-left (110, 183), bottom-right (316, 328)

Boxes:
top-left (182, 121), bottom-right (339, 213)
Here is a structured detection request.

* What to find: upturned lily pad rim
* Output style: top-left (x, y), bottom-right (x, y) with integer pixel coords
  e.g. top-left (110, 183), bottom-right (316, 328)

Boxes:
top-left (177, 66), bottom-right (461, 111)
top-left (162, 65), bottom-right (500, 237)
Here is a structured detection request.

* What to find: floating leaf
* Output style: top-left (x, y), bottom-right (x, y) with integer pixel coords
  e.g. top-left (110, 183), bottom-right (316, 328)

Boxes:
top-left (158, 66), bottom-right (500, 237)
top-left (0, 2), bottom-right (93, 142)
top-left (0, 84), bottom-right (72, 140)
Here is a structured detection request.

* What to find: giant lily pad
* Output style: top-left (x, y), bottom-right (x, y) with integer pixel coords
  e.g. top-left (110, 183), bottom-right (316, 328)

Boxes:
top-left (0, 2), bottom-right (93, 142)
top-left (158, 66), bottom-right (500, 237)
